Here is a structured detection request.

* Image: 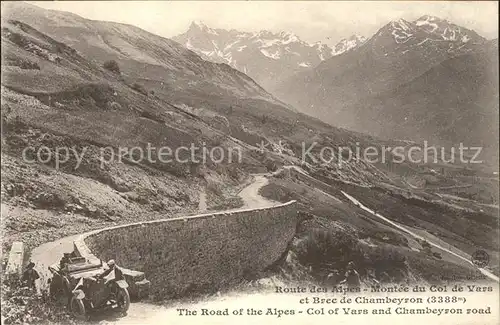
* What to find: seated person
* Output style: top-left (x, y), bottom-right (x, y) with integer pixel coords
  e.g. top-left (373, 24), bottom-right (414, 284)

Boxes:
top-left (59, 253), bottom-right (72, 272)
top-left (339, 261), bottom-right (361, 288)
top-left (98, 260), bottom-right (124, 282)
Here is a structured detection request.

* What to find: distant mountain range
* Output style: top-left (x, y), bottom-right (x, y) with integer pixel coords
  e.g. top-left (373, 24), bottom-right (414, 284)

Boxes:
top-left (272, 16), bottom-right (498, 153)
top-left (1, 2), bottom-right (282, 104)
top-left (2, 3), bottom-right (497, 162)
top-left (173, 21), bottom-right (366, 90)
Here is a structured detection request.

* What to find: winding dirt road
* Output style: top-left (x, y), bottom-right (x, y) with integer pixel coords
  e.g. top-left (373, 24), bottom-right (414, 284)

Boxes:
top-left (238, 175), bottom-right (277, 209)
top-left (29, 173), bottom-right (279, 323)
top-left (31, 175), bottom-right (278, 281)
top-left (281, 164), bottom-right (499, 282)
top-left (341, 191), bottom-right (499, 282)
top-left (27, 170), bottom-right (498, 324)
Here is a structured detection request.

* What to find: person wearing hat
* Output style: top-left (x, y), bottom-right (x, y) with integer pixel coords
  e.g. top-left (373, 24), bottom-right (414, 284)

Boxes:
top-left (325, 269), bottom-right (340, 287)
top-left (98, 259), bottom-right (124, 281)
top-left (59, 253), bottom-right (71, 270)
top-left (21, 262), bottom-right (40, 290)
top-left (339, 261), bottom-right (361, 288)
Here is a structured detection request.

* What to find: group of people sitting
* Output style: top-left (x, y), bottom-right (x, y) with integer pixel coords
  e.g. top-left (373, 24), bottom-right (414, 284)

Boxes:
top-left (24, 254), bottom-right (358, 293)
top-left (59, 252), bottom-right (123, 281)
top-left (20, 253), bottom-right (123, 291)
top-left (323, 261), bottom-right (361, 288)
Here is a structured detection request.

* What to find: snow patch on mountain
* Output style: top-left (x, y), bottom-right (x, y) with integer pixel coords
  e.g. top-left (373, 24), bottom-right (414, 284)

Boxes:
top-left (280, 31), bottom-right (300, 45)
top-left (395, 18), bottom-right (413, 32)
top-left (224, 40), bottom-right (239, 51)
top-left (390, 19), bottom-right (414, 44)
top-left (173, 21), bottom-right (366, 88)
top-left (200, 49), bottom-right (215, 57)
top-left (415, 16), bottom-right (439, 32)
top-left (416, 38), bottom-right (430, 46)
top-left (260, 48), bottom-right (280, 60)
top-left (258, 38), bottom-right (282, 48)
top-left (412, 15), bottom-right (478, 44)
top-left (442, 27), bottom-right (461, 41)
top-left (331, 35), bottom-right (367, 55)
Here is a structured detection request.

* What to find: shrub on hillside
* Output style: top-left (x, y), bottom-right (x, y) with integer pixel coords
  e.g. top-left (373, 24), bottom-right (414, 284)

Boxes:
top-left (1, 284), bottom-right (78, 325)
top-left (107, 101), bottom-right (122, 110)
top-left (49, 83), bottom-right (115, 110)
top-left (407, 253), bottom-right (482, 283)
top-left (421, 240), bottom-right (431, 249)
top-left (358, 228), bottom-right (408, 247)
top-left (295, 228), bottom-right (363, 271)
top-left (4, 30), bottom-right (30, 48)
top-left (265, 158), bottom-right (277, 172)
top-left (363, 245), bottom-right (408, 282)
top-left (4, 57), bottom-right (40, 70)
top-left (208, 197), bottom-right (244, 211)
top-left (131, 83), bottom-right (148, 96)
top-left (293, 226), bottom-right (410, 282)
top-left (103, 59), bottom-right (120, 74)
top-left (259, 184), bottom-right (295, 203)
top-left (21, 60), bottom-right (40, 70)
top-left (140, 110), bottom-right (164, 123)
top-left (432, 252), bottom-right (442, 259)
top-left (206, 180), bottom-right (223, 196)
top-left (225, 165), bottom-right (241, 181)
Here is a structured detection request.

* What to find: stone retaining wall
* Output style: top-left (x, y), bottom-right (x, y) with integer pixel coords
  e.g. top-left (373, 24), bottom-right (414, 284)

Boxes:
top-left (74, 201), bottom-right (297, 299)
top-left (5, 241), bottom-right (24, 281)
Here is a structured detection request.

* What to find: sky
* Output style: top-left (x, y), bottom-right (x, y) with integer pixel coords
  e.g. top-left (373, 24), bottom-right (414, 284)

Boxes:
top-left (29, 1), bottom-right (498, 44)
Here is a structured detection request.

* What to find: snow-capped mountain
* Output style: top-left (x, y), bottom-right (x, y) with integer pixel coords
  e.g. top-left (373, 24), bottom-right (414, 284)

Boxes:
top-left (414, 15), bottom-right (481, 42)
top-left (173, 21), bottom-right (365, 89)
top-left (273, 15), bottom-right (493, 148)
top-left (372, 16), bottom-right (485, 58)
top-left (331, 35), bottom-right (367, 55)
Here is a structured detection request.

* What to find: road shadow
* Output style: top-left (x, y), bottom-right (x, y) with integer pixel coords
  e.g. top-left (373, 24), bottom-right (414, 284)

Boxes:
top-left (86, 307), bottom-right (128, 323)
top-left (49, 296), bottom-right (129, 323)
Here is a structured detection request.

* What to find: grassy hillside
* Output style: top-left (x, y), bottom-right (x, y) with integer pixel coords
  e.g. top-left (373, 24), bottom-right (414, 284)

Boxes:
top-left (1, 1), bottom-right (497, 296)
